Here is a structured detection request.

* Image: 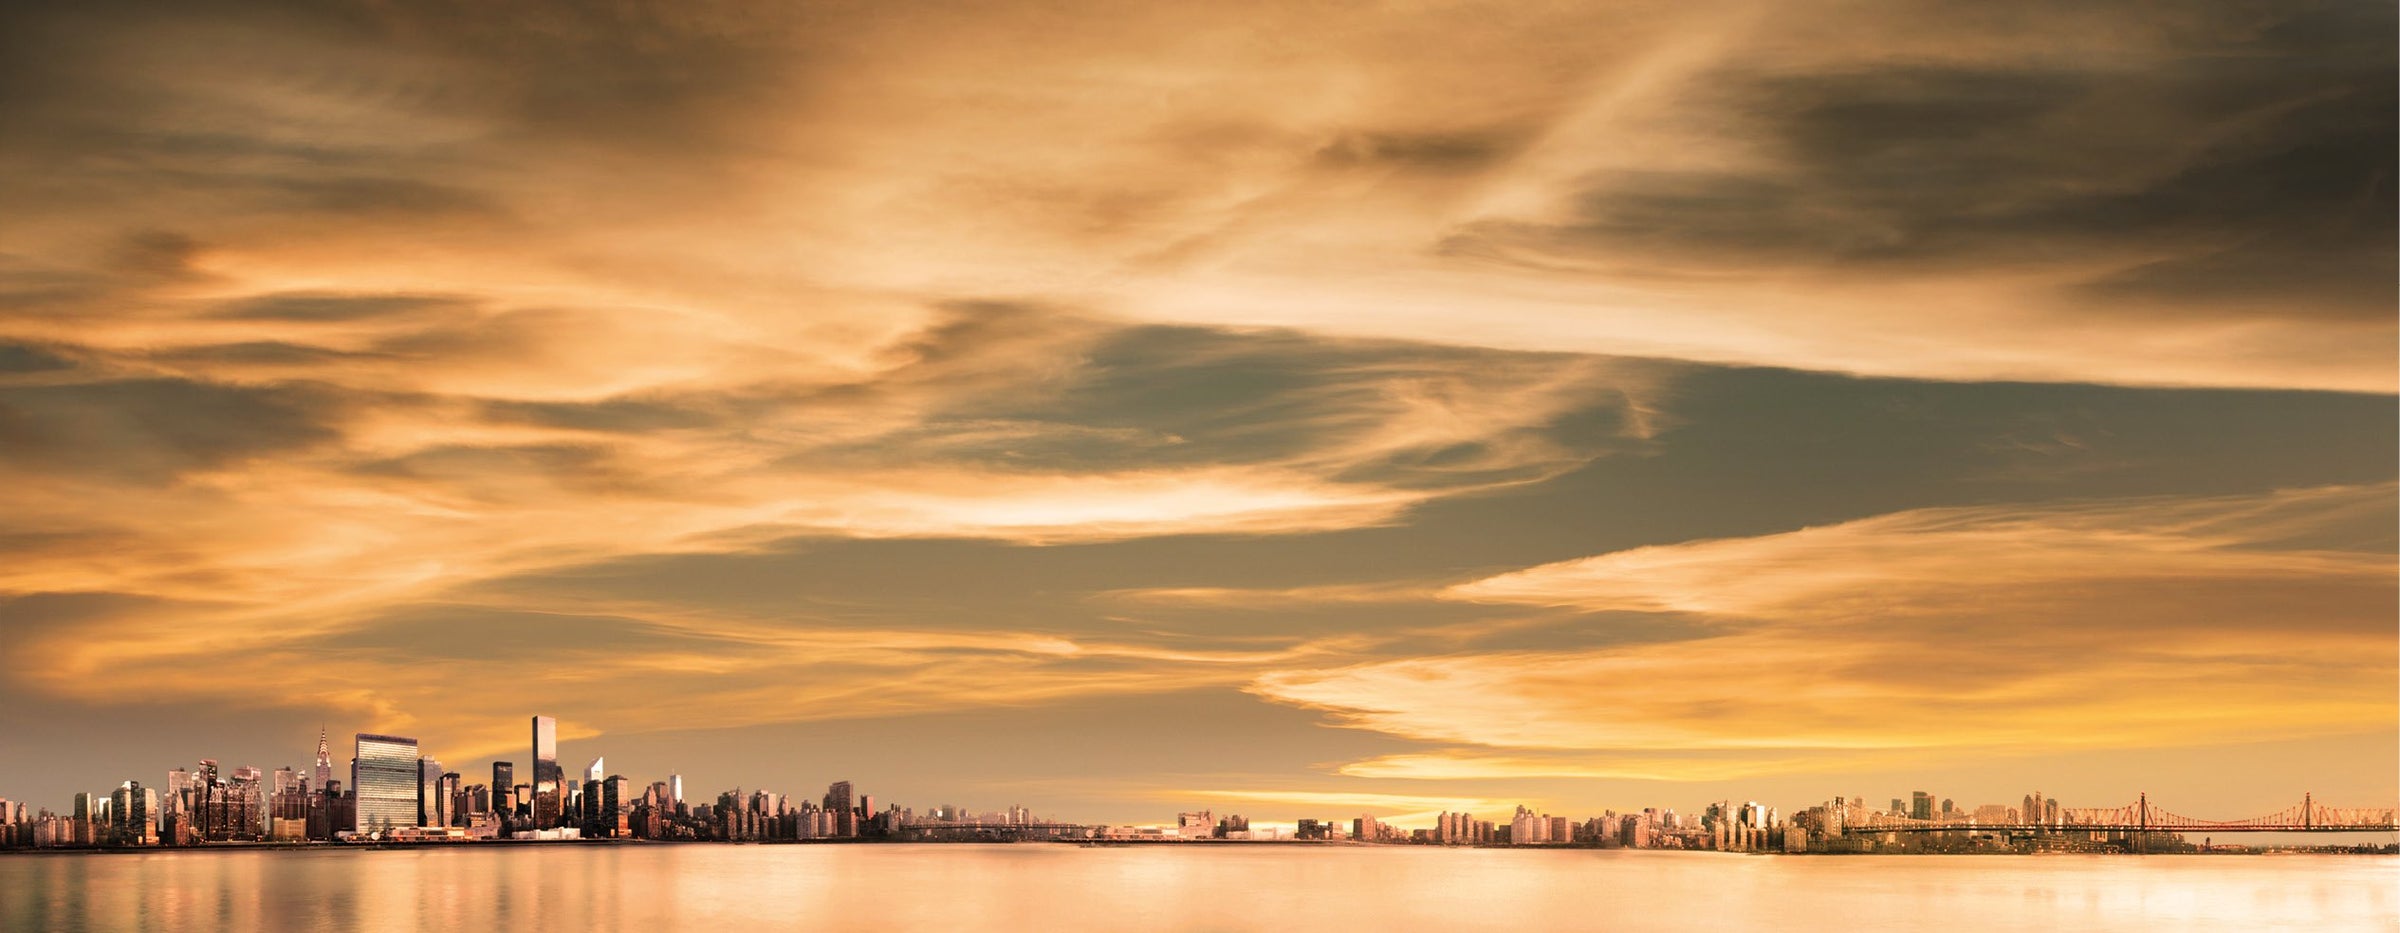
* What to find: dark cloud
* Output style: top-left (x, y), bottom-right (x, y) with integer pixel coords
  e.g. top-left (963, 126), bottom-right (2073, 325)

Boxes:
top-left (1315, 127), bottom-right (1534, 173)
top-left (212, 290), bottom-right (469, 322)
top-left (1445, 2), bottom-right (2396, 319)
top-left (0, 378), bottom-right (344, 481)
top-left (353, 443), bottom-right (615, 481)
top-left (342, 0), bottom-right (814, 149)
top-left (0, 233), bottom-right (213, 324)
top-left (365, 308), bottom-right (603, 362)
top-left (0, 342), bottom-right (76, 374)
top-left (0, 591), bottom-right (182, 642)
top-left (1385, 366), bottom-right (2396, 567)
top-left (803, 316), bottom-right (1640, 488)
top-left (0, 256), bottom-right (107, 317)
top-left (256, 174), bottom-right (501, 218)
top-left (0, 0), bottom-right (811, 174)
top-left (147, 341), bottom-right (382, 368)
top-left (480, 366), bottom-right (2395, 652)
top-left (346, 442), bottom-right (660, 502)
top-left (106, 230), bottom-right (208, 282)
top-left (876, 300), bottom-right (1097, 374)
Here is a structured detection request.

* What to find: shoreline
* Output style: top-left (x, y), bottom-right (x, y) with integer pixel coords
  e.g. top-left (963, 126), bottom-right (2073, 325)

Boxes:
top-left (1, 840), bottom-right (2388, 858)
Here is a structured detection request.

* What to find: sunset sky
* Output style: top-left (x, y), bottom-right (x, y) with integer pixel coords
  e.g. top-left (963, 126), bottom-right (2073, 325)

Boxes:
top-left (0, 0), bottom-right (2392, 826)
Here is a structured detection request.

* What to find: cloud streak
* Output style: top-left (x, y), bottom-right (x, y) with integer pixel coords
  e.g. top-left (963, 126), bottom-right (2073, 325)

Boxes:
top-left (1253, 485), bottom-right (2397, 776)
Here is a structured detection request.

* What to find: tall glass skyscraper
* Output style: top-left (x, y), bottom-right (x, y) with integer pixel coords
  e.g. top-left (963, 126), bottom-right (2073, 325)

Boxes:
top-left (353, 733), bottom-right (419, 834)
top-left (492, 761), bottom-right (514, 817)
top-left (531, 715), bottom-right (561, 828)
top-left (419, 758), bottom-right (445, 827)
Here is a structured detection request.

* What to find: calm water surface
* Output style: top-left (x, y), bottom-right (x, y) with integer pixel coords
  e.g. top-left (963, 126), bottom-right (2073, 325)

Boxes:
top-left (1, 845), bottom-right (2391, 932)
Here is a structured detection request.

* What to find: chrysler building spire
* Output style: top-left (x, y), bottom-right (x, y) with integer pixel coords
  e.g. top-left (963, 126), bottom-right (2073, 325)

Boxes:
top-left (312, 726), bottom-right (334, 792)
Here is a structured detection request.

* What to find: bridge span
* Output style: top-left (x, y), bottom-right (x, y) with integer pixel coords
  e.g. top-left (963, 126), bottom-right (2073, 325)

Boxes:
top-left (1845, 793), bottom-right (2398, 835)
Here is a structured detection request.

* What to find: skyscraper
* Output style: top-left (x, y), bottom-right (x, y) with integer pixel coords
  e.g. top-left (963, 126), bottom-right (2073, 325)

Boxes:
top-left (270, 768), bottom-right (308, 839)
top-left (109, 781), bottom-right (148, 845)
top-left (312, 727), bottom-right (334, 793)
top-left (602, 775), bottom-right (630, 837)
top-left (826, 781), bottom-right (855, 837)
top-left (531, 715), bottom-right (561, 828)
top-left (353, 734), bottom-right (420, 835)
top-left (491, 761), bottom-right (514, 816)
top-left (420, 758), bottom-right (445, 828)
top-left (584, 757), bottom-right (604, 784)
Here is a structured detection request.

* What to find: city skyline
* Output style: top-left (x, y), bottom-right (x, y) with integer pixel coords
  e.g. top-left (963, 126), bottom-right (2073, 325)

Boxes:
top-left (3, 712), bottom-right (2394, 847)
top-left (0, 0), bottom-right (2394, 832)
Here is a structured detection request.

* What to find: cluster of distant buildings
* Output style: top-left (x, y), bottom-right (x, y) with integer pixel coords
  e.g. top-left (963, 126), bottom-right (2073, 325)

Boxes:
top-left (8, 729), bottom-right (2377, 855)
top-left (1118, 790), bottom-right (2228, 855)
top-left (1232, 791), bottom-right (2210, 854)
top-left (0, 715), bottom-right (1048, 849)
top-left (1261, 802), bottom-right (1787, 851)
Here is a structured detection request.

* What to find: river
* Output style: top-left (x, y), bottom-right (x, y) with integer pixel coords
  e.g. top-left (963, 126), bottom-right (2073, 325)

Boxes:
top-left (1, 844), bottom-right (2391, 931)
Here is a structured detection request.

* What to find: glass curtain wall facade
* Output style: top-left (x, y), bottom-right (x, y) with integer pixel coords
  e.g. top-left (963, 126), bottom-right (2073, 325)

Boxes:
top-left (353, 734), bottom-right (420, 834)
top-left (531, 716), bottom-right (561, 828)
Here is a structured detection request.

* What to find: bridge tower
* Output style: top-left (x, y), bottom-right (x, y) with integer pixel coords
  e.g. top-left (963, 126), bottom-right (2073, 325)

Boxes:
top-left (2302, 792), bottom-right (2311, 830)
top-left (2135, 792), bottom-right (2148, 855)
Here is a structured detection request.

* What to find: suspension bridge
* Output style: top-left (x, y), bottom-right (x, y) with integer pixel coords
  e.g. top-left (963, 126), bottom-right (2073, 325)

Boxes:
top-left (1845, 794), bottom-right (2398, 834)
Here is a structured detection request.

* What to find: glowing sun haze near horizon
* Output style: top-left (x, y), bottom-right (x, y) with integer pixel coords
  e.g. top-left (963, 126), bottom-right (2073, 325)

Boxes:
top-left (0, 0), bottom-right (2392, 825)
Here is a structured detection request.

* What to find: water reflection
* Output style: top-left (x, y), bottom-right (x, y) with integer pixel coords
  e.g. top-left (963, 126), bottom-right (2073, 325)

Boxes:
top-left (1, 846), bottom-right (2391, 932)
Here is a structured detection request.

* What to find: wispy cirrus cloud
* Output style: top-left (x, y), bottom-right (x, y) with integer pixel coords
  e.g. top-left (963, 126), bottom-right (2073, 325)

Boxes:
top-left (1251, 484), bottom-right (2398, 777)
top-left (5, 0), bottom-right (2390, 395)
top-left (0, 291), bottom-right (1650, 760)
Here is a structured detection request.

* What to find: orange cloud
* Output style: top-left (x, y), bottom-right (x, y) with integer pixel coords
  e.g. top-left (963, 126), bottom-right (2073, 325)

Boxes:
top-left (1252, 484), bottom-right (2398, 776)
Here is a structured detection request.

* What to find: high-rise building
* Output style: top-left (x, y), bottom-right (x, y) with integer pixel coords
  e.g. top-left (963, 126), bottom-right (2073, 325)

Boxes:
top-left (1910, 791), bottom-right (1934, 821)
top-left (322, 778), bottom-right (351, 840)
top-left (353, 734), bottom-right (420, 834)
top-left (583, 779), bottom-right (605, 830)
top-left (491, 762), bottom-right (515, 816)
top-left (228, 767), bottom-right (266, 839)
top-left (109, 781), bottom-right (149, 845)
top-left (270, 768), bottom-right (309, 840)
top-left (669, 774), bottom-right (683, 808)
top-left (531, 716), bottom-right (561, 828)
top-left (161, 768), bottom-right (191, 821)
top-left (312, 728), bottom-right (334, 794)
top-left (584, 758), bottom-right (604, 784)
top-left (825, 781), bottom-right (855, 837)
top-left (420, 758), bottom-right (446, 828)
top-left (603, 776), bottom-right (630, 837)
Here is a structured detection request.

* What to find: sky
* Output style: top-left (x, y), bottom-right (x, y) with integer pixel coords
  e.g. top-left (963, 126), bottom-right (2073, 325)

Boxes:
top-left (0, 0), bottom-right (2392, 828)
